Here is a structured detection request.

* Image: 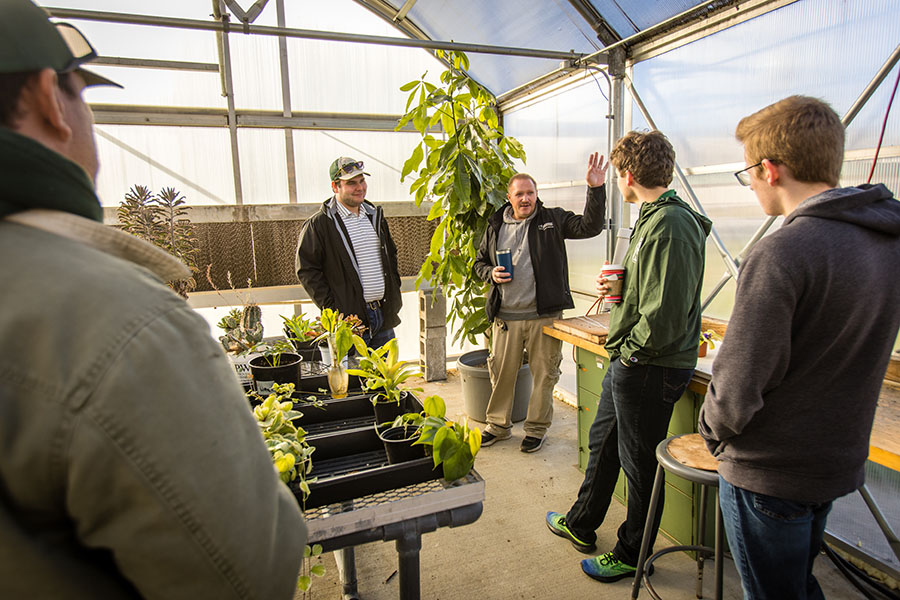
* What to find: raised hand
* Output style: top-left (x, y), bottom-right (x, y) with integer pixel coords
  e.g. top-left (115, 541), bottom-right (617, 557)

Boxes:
top-left (586, 152), bottom-right (609, 188)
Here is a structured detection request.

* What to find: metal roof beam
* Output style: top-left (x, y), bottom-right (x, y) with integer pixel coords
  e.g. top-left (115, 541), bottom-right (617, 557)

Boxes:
top-left (45, 6), bottom-right (584, 62)
top-left (92, 57), bottom-right (219, 72)
top-left (90, 105), bottom-right (439, 133)
top-left (566, 0), bottom-right (620, 46)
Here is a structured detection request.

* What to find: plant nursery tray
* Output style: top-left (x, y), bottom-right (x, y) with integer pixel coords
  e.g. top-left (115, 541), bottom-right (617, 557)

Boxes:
top-left (298, 393), bottom-right (440, 510)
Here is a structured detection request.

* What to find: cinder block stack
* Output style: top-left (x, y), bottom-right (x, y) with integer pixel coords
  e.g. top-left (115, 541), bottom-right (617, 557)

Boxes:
top-left (418, 288), bottom-right (447, 381)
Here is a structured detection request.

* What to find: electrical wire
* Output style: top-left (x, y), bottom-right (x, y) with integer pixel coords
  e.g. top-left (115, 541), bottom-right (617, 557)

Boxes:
top-left (823, 543), bottom-right (900, 600)
top-left (866, 64), bottom-right (900, 184)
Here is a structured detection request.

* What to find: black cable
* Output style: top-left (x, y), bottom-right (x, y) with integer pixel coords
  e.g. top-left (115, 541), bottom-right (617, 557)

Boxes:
top-left (823, 543), bottom-right (900, 600)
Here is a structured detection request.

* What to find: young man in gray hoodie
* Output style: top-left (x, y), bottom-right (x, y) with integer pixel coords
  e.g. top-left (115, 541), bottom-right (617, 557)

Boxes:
top-left (699, 96), bottom-right (900, 599)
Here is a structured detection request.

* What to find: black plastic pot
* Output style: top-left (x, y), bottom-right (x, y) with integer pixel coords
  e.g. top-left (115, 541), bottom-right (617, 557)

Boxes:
top-left (283, 327), bottom-right (323, 362)
top-left (249, 353), bottom-right (302, 394)
top-left (377, 425), bottom-right (426, 464)
top-left (372, 390), bottom-right (411, 426)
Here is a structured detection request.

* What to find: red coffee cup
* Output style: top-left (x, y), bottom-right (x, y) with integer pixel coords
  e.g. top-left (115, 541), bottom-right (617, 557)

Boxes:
top-left (600, 264), bottom-right (625, 304)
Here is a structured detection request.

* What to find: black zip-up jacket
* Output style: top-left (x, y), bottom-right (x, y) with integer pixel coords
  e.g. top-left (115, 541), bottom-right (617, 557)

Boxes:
top-left (295, 197), bottom-right (402, 330)
top-left (474, 185), bottom-right (607, 322)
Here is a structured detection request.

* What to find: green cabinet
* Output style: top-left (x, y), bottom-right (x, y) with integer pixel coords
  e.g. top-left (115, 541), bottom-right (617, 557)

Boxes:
top-left (574, 347), bottom-right (711, 549)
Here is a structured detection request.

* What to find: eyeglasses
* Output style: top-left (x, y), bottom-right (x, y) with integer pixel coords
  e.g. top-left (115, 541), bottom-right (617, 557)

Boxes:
top-left (734, 161), bottom-right (763, 187)
top-left (336, 161), bottom-right (365, 176)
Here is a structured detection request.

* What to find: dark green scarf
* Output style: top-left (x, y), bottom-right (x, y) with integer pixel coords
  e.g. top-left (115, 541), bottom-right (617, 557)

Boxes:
top-left (0, 127), bottom-right (102, 222)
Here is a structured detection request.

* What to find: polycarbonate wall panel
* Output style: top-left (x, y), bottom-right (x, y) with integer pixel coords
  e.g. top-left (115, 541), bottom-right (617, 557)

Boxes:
top-left (630, 0), bottom-right (900, 168)
top-left (504, 77), bottom-right (613, 296)
top-left (94, 125), bottom-right (235, 206)
top-left (237, 130), bottom-right (290, 205)
top-left (229, 0), bottom-right (445, 113)
top-left (401, 0), bottom-right (600, 94)
top-left (291, 130), bottom-right (425, 204)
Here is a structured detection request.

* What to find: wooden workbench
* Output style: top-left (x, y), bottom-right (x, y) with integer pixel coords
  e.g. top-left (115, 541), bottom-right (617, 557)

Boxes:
top-left (543, 315), bottom-right (900, 471)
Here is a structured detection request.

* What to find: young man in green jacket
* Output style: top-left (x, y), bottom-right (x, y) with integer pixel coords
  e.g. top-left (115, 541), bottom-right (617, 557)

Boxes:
top-left (546, 130), bottom-right (711, 582)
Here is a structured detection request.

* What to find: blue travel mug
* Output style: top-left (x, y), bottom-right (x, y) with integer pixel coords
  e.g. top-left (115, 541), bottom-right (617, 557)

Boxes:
top-left (496, 248), bottom-right (513, 280)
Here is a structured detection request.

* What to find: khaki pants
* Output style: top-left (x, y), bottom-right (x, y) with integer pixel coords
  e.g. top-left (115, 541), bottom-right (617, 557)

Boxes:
top-left (485, 316), bottom-right (563, 439)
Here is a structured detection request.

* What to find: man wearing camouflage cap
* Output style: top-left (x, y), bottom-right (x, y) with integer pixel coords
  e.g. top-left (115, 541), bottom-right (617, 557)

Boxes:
top-left (0, 1), bottom-right (306, 597)
top-left (296, 156), bottom-right (402, 348)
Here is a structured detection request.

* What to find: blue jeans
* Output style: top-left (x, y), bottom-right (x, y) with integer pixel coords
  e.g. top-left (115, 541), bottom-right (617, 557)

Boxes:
top-left (362, 304), bottom-right (395, 350)
top-left (719, 477), bottom-right (832, 600)
top-left (565, 359), bottom-right (693, 565)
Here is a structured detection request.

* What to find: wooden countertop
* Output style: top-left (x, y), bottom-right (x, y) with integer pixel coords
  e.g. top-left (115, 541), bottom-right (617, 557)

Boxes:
top-left (543, 315), bottom-right (900, 471)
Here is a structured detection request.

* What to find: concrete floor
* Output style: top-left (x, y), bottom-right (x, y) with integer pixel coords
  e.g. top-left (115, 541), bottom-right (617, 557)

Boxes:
top-left (297, 370), bottom-right (861, 600)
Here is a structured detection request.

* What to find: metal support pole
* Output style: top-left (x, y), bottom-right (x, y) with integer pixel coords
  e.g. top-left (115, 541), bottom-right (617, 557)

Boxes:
top-left (624, 76), bottom-right (741, 280)
top-left (859, 483), bottom-right (900, 562)
top-left (396, 528), bottom-right (422, 600)
top-left (213, 1), bottom-right (244, 204)
top-left (843, 41), bottom-right (900, 128)
top-left (276, 0), bottom-right (297, 203)
top-left (607, 47), bottom-right (626, 262)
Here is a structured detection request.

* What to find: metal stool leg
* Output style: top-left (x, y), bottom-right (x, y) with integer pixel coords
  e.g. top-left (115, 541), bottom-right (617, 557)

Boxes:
top-left (632, 463), bottom-right (666, 599)
top-left (696, 484), bottom-right (708, 599)
top-left (715, 497), bottom-right (724, 600)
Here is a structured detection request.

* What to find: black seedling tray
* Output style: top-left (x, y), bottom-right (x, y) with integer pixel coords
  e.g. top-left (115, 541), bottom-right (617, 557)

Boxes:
top-left (296, 393), bottom-right (439, 510)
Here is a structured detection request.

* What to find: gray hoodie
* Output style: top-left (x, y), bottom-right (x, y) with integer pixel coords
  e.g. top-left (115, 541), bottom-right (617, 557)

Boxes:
top-left (698, 184), bottom-right (900, 503)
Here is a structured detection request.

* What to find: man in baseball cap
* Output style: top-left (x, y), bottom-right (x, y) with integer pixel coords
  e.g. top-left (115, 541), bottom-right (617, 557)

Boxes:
top-left (0, 1), bottom-right (308, 596)
top-left (0, 0), bottom-right (121, 89)
top-left (297, 155), bottom-right (403, 349)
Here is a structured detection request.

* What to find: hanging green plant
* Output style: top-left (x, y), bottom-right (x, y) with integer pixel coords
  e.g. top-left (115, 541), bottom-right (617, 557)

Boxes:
top-left (397, 50), bottom-right (526, 344)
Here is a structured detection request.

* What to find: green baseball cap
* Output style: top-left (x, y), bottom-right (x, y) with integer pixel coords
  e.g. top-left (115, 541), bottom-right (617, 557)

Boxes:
top-left (329, 157), bottom-right (370, 181)
top-left (0, 0), bottom-right (121, 88)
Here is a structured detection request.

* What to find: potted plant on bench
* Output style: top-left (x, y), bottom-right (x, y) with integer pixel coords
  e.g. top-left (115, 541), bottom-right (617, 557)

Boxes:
top-left (248, 339), bottom-right (301, 394)
top-left (281, 313), bottom-right (325, 362)
top-left (385, 394), bottom-right (482, 481)
top-left (348, 337), bottom-right (423, 425)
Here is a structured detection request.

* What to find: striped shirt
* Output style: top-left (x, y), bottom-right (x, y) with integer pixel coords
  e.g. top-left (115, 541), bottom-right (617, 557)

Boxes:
top-left (335, 199), bottom-right (385, 302)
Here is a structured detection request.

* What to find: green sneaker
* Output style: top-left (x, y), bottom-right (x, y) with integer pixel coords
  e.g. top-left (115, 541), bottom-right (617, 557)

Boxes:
top-left (581, 551), bottom-right (638, 582)
top-left (545, 511), bottom-right (596, 553)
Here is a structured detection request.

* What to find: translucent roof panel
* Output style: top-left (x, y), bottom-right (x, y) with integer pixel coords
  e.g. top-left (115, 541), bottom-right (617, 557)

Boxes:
top-left (380, 0), bottom-right (602, 94)
top-left (586, 0), bottom-right (710, 38)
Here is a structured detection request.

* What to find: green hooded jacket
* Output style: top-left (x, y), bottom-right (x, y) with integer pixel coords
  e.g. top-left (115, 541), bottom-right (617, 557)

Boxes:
top-left (605, 190), bottom-right (712, 369)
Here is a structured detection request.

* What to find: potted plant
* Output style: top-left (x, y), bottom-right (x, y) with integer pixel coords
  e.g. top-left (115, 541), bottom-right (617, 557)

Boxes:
top-left (206, 268), bottom-right (264, 389)
top-left (698, 329), bottom-right (723, 358)
top-left (117, 184), bottom-right (200, 298)
top-left (281, 313), bottom-right (324, 361)
top-left (348, 336), bottom-right (423, 425)
top-left (313, 309), bottom-right (360, 399)
top-left (398, 50), bottom-right (532, 419)
top-left (385, 395), bottom-right (482, 482)
top-left (248, 339), bottom-right (302, 394)
top-left (247, 383), bottom-right (325, 593)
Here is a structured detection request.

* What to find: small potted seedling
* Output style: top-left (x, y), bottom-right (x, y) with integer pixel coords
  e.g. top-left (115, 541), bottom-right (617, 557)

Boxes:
top-left (248, 339), bottom-right (302, 394)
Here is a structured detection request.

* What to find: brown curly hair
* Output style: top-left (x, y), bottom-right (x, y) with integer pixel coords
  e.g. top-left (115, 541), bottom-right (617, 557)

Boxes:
top-left (610, 130), bottom-right (675, 188)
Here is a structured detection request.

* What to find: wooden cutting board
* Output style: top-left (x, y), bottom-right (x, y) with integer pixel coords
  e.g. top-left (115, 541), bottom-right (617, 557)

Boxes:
top-left (552, 314), bottom-right (610, 345)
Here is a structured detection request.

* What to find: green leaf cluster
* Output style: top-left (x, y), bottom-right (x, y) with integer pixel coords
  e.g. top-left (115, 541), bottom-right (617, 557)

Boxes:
top-left (347, 337), bottom-right (423, 405)
top-left (281, 313), bottom-right (325, 344)
top-left (313, 308), bottom-right (361, 365)
top-left (297, 543), bottom-right (325, 592)
top-left (117, 185), bottom-right (199, 297)
top-left (248, 338), bottom-right (296, 367)
top-left (397, 50), bottom-right (526, 345)
top-left (389, 395), bottom-right (481, 482)
top-left (248, 383), bottom-right (318, 499)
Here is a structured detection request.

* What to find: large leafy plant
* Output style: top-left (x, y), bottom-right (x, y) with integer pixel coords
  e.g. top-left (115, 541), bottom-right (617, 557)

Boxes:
top-left (348, 337), bottom-right (423, 406)
top-left (313, 308), bottom-right (362, 365)
top-left (118, 185), bottom-right (199, 298)
top-left (397, 50), bottom-right (525, 344)
top-left (390, 395), bottom-right (481, 482)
